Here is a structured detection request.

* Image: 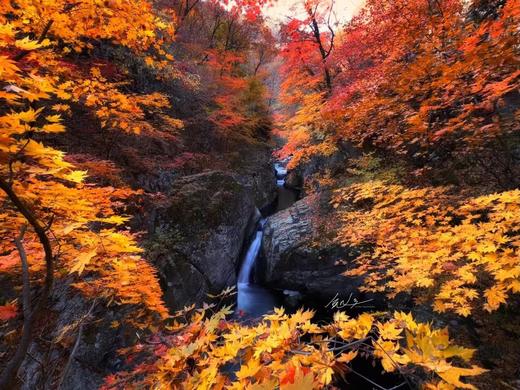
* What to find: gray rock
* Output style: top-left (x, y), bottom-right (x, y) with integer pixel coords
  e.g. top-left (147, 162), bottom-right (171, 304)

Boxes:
top-left (230, 144), bottom-right (277, 210)
top-left (19, 281), bottom-right (130, 390)
top-left (261, 195), bottom-right (382, 306)
top-left (262, 196), bottom-right (315, 283)
top-left (149, 171), bottom-right (257, 311)
top-left (285, 170), bottom-right (303, 190)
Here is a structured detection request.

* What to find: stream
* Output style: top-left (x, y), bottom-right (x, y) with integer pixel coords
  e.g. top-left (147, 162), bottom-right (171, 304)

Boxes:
top-left (236, 158), bottom-right (298, 318)
top-left (234, 160), bottom-right (404, 389)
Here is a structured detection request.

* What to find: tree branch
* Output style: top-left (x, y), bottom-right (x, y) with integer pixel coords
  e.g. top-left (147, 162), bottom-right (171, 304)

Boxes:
top-left (0, 225), bottom-right (35, 388)
top-left (0, 179), bottom-right (54, 388)
top-left (13, 2), bottom-right (80, 61)
top-left (57, 300), bottom-right (97, 390)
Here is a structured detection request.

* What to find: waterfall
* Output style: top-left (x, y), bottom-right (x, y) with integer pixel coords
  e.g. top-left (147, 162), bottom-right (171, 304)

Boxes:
top-left (237, 220), bottom-right (266, 285)
top-left (235, 157), bottom-right (296, 318)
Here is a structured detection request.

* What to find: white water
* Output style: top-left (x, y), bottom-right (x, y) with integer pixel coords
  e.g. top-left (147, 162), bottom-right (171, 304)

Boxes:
top-left (236, 158), bottom-right (296, 318)
top-left (237, 220), bottom-right (265, 285)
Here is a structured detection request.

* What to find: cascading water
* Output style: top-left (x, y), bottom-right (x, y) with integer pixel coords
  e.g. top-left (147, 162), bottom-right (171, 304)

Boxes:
top-left (235, 158), bottom-right (405, 389)
top-left (237, 219), bottom-right (266, 285)
top-left (236, 218), bottom-right (277, 318)
top-left (274, 160), bottom-right (297, 211)
top-left (235, 157), bottom-right (296, 318)
top-left (274, 162), bottom-right (287, 187)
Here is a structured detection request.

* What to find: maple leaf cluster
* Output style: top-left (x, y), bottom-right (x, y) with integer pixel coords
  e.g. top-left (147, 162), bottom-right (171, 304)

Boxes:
top-left (331, 177), bottom-right (520, 317)
top-left (0, 0), bottom-right (177, 330)
top-left (103, 303), bottom-right (485, 389)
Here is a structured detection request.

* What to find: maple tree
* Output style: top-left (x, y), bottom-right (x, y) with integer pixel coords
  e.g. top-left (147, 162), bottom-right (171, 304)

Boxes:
top-left (330, 0), bottom-right (519, 183)
top-left (273, 0), bottom-right (519, 386)
top-left (279, 0), bottom-right (519, 184)
top-left (275, 0), bottom-right (342, 169)
top-left (0, 0), bottom-right (176, 386)
top-left (278, 0), bottom-right (520, 311)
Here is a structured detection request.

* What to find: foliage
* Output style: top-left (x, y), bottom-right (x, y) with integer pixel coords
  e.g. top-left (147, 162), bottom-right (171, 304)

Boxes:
top-left (103, 303), bottom-right (485, 389)
top-left (280, 0), bottom-right (520, 185)
top-left (0, 303), bottom-right (18, 321)
top-left (276, 0), bottom-right (339, 169)
top-left (0, 0), bottom-right (177, 331)
top-left (1, 0), bottom-right (510, 387)
top-left (332, 179), bottom-right (520, 316)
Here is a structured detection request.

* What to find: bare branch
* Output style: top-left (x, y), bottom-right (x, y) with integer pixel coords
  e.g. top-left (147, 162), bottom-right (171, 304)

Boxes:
top-left (0, 225), bottom-right (35, 388)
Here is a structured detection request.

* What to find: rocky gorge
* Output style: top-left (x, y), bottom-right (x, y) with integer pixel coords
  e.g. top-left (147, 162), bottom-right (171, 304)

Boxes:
top-left (144, 145), bottom-right (278, 312)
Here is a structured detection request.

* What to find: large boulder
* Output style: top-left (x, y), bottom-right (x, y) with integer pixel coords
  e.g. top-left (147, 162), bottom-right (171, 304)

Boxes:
top-left (229, 143), bottom-right (278, 210)
top-left (260, 195), bottom-right (382, 307)
top-left (148, 171), bottom-right (258, 311)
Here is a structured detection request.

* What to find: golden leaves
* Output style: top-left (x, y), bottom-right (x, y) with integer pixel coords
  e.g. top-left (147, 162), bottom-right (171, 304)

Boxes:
top-left (14, 36), bottom-right (51, 51)
top-left (109, 309), bottom-right (483, 389)
top-left (483, 285), bottom-right (507, 312)
top-left (333, 178), bottom-right (520, 315)
top-left (70, 250), bottom-right (97, 275)
top-left (236, 360), bottom-right (262, 380)
top-left (0, 0), bottom-right (177, 329)
top-left (335, 312), bottom-right (374, 340)
top-left (436, 365), bottom-right (487, 390)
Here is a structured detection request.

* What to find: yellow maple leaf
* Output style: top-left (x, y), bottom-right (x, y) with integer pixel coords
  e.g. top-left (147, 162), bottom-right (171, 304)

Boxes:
top-left (14, 36), bottom-right (50, 50)
top-left (64, 170), bottom-right (87, 184)
top-left (45, 114), bottom-right (62, 123)
top-left (236, 359), bottom-right (262, 381)
top-left (42, 123), bottom-right (66, 133)
top-left (337, 350), bottom-right (358, 363)
top-left (377, 321), bottom-right (404, 340)
top-left (436, 365), bottom-right (488, 389)
top-left (483, 285), bottom-right (507, 311)
top-left (70, 250), bottom-right (97, 275)
top-left (16, 107), bottom-right (43, 123)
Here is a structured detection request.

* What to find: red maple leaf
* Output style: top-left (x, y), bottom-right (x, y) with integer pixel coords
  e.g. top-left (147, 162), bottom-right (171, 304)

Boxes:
top-left (0, 303), bottom-right (18, 321)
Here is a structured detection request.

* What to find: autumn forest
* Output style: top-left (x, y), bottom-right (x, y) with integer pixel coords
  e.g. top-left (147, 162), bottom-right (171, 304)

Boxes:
top-left (1, 0), bottom-right (519, 389)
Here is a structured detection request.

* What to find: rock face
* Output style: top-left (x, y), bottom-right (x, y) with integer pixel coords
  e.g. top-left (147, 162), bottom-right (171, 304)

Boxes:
top-left (19, 281), bottom-right (130, 389)
top-left (149, 171), bottom-right (259, 311)
top-left (230, 144), bottom-right (278, 210)
top-left (261, 195), bottom-right (372, 305)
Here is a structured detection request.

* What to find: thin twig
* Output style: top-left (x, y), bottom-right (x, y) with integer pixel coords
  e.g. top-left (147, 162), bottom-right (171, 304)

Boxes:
top-left (349, 367), bottom-right (394, 390)
top-left (371, 338), bottom-right (414, 390)
top-left (56, 300), bottom-right (97, 390)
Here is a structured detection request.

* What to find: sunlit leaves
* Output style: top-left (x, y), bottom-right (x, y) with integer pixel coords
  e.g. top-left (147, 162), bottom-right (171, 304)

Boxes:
top-left (0, 0), bottom-right (173, 330)
top-left (106, 308), bottom-right (483, 389)
top-left (333, 179), bottom-right (520, 315)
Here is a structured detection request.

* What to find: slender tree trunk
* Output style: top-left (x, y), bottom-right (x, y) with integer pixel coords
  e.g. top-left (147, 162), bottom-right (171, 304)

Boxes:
top-left (0, 178), bottom-right (54, 388)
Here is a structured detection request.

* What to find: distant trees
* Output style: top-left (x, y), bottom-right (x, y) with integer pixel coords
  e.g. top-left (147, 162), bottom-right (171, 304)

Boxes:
top-left (279, 0), bottom-right (520, 187)
top-left (160, 0), bottom-right (277, 140)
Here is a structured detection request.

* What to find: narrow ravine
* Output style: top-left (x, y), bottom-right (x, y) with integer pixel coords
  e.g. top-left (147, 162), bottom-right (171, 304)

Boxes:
top-left (235, 160), bottom-right (407, 389)
top-left (236, 158), bottom-right (297, 318)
